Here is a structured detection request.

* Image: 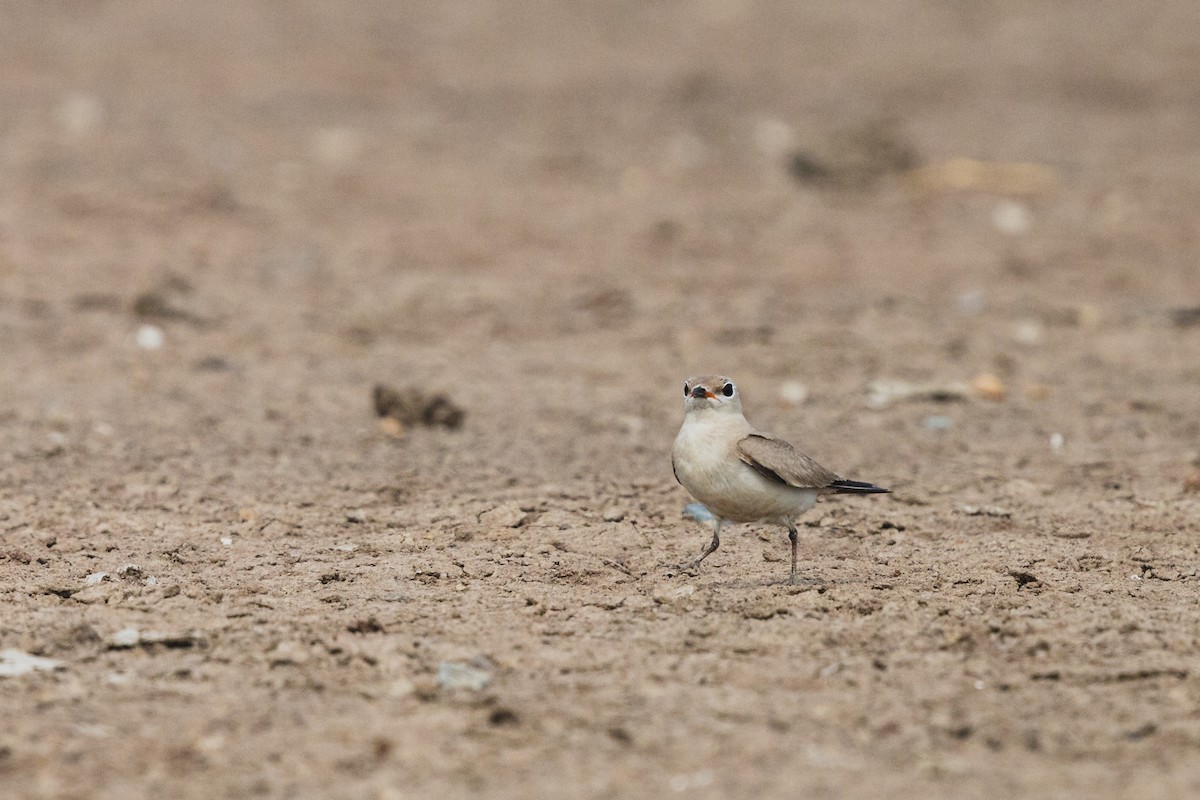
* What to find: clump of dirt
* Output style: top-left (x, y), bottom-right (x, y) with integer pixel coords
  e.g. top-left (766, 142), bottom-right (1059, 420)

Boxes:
top-left (372, 383), bottom-right (465, 431)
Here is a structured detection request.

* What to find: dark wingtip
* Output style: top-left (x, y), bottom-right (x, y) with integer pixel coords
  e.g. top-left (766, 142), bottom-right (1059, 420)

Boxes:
top-left (829, 479), bottom-right (890, 494)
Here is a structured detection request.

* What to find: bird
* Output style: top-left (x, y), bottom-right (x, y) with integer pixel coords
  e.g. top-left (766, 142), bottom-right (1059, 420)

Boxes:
top-left (671, 375), bottom-right (888, 584)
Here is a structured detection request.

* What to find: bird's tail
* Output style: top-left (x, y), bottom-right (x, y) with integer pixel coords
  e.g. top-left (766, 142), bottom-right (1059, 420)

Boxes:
top-left (829, 478), bottom-right (890, 494)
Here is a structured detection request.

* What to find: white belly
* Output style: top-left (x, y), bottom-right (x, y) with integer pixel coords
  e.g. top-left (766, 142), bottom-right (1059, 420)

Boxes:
top-left (673, 414), bottom-right (818, 522)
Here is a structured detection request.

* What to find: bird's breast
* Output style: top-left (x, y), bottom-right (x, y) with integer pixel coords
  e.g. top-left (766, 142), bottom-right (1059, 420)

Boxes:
top-left (673, 414), bottom-right (815, 521)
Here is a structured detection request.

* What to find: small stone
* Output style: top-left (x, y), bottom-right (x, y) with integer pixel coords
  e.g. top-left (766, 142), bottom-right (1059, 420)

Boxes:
top-left (109, 628), bottom-right (142, 648)
top-left (778, 380), bottom-right (809, 406)
top-left (480, 503), bottom-right (529, 529)
top-left (1012, 320), bottom-right (1043, 345)
top-left (1050, 432), bottom-right (1065, 450)
top-left (346, 509), bottom-right (368, 524)
top-left (436, 659), bottom-right (493, 691)
top-left (116, 564), bottom-right (143, 580)
top-left (970, 373), bottom-right (1006, 401)
top-left (992, 200), bottom-right (1033, 235)
top-left (601, 506), bottom-right (627, 523)
top-left (0, 649), bottom-right (63, 677)
top-left (135, 324), bottom-right (164, 350)
top-left (1183, 470), bottom-right (1200, 494)
top-left (652, 583), bottom-right (696, 605)
top-left (85, 572), bottom-right (109, 586)
top-left (377, 417), bottom-right (405, 437)
top-left (268, 641), bottom-right (309, 667)
top-left (923, 415), bottom-right (953, 431)
top-left (619, 594), bottom-right (655, 611)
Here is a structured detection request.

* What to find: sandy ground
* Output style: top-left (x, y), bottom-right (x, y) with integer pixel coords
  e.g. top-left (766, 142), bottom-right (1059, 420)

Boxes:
top-left (3, 2), bottom-right (1200, 798)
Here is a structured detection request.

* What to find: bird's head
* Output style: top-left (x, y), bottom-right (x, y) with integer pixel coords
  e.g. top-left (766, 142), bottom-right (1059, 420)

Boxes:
top-left (682, 375), bottom-right (742, 415)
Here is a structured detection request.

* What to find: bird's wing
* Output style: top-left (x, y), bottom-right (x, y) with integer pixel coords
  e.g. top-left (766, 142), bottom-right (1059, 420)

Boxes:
top-left (736, 433), bottom-right (841, 490)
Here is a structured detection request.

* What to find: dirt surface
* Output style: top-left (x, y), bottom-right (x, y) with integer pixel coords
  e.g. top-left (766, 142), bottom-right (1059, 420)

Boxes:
top-left (3, 2), bottom-right (1200, 798)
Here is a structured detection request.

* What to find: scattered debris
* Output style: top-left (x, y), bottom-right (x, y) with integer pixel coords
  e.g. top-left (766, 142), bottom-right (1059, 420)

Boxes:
top-left (132, 292), bottom-right (200, 324)
top-left (904, 158), bottom-right (1059, 195)
top-left (866, 380), bottom-right (968, 410)
top-left (372, 383), bottom-right (465, 431)
top-left (348, 616), bottom-right (384, 634)
top-left (778, 380), bottom-right (809, 406)
top-left (479, 502), bottom-right (529, 529)
top-left (267, 640), bottom-right (310, 667)
top-left (0, 649), bottom-right (63, 678)
top-left (1012, 320), bottom-right (1044, 345)
top-left (135, 324), bottom-right (164, 350)
top-left (970, 373), bottom-right (1007, 401)
top-left (1169, 307), bottom-right (1200, 328)
top-left (788, 119), bottom-right (919, 189)
top-left (601, 505), bottom-right (627, 523)
top-left (107, 628), bottom-right (205, 650)
top-left (1008, 569), bottom-right (1041, 589)
top-left (436, 657), bottom-right (494, 691)
top-left (958, 505), bottom-right (1012, 518)
top-left (488, 707), bottom-right (520, 727)
top-left (992, 200), bottom-right (1033, 235)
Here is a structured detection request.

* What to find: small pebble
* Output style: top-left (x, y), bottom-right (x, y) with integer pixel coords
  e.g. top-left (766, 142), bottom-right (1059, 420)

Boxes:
top-left (1012, 320), bottom-right (1043, 345)
top-left (923, 415), bottom-right (953, 431)
top-left (1182, 470), bottom-right (1200, 494)
top-left (436, 659), bottom-right (493, 691)
top-left (970, 373), bottom-right (1006, 401)
top-left (1050, 432), bottom-right (1065, 450)
top-left (135, 324), bottom-right (164, 350)
top-left (992, 200), bottom-right (1033, 235)
top-left (778, 380), bottom-right (809, 406)
top-left (601, 506), bottom-right (627, 523)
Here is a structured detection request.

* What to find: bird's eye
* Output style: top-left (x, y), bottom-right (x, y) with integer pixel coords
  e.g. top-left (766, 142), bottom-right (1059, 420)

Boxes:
top-left (722, 383), bottom-right (734, 397)
top-left (683, 383), bottom-right (690, 397)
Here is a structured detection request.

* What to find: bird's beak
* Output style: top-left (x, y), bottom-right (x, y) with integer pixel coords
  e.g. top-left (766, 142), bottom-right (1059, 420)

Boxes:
top-left (691, 387), bottom-right (715, 399)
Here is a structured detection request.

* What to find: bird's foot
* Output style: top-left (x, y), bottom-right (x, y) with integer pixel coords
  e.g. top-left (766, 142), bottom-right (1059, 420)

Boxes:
top-left (665, 559), bottom-right (704, 575)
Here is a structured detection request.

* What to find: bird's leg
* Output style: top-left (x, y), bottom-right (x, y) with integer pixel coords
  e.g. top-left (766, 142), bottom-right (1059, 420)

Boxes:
top-left (677, 518), bottom-right (722, 572)
top-left (786, 520), bottom-right (799, 584)
top-left (782, 520), bottom-right (823, 586)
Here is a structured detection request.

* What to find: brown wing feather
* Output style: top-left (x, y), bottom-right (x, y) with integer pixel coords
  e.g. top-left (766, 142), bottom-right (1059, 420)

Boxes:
top-left (736, 433), bottom-right (840, 490)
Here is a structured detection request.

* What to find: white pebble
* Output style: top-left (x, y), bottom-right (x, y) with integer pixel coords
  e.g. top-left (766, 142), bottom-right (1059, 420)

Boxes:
top-left (1013, 320), bottom-right (1043, 345)
top-left (135, 324), bottom-right (164, 350)
top-left (778, 380), bottom-right (809, 406)
top-left (1049, 432), bottom-right (1064, 450)
top-left (992, 200), bottom-right (1033, 235)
